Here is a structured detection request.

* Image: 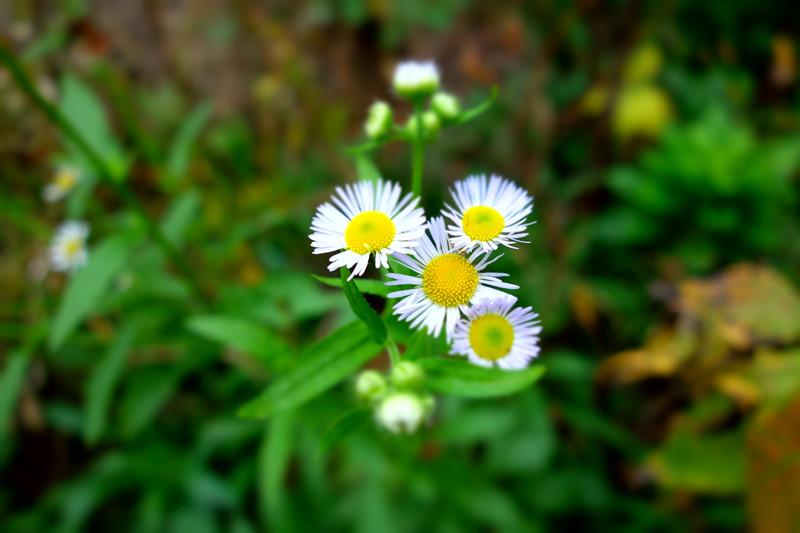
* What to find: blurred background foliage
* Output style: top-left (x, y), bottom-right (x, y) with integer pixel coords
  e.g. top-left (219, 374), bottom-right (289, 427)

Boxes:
top-left (2, 0), bottom-right (800, 531)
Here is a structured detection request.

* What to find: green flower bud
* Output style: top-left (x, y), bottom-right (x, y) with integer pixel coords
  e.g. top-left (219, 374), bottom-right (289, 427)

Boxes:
top-left (390, 361), bottom-right (424, 389)
top-left (355, 370), bottom-right (387, 403)
top-left (376, 392), bottom-right (426, 434)
top-left (421, 394), bottom-right (436, 416)
top-left (431, 92), bottom-right (461, 122)
top-left (393, 60), bottom-right (440, 101)
top-left (406, 111), bottom-right (441, 143)
top-left (364, 101), bottom-right (393, 139)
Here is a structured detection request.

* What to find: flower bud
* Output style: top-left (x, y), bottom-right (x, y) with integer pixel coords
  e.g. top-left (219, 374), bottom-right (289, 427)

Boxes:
top-left (390, 361), bottom-right (424, 389)
top-left (376, 392), bottom-right (426, 434)
top-left (364, 101), bottom-right (393, 139)
top-left (406, 111), bottom-right (441, 143)
top-left (393, 60), bottom-right (440, 101)
top-left (355, 370), bottom-right (387, 403)
top-left (431, 92), bottom-right (461, 122)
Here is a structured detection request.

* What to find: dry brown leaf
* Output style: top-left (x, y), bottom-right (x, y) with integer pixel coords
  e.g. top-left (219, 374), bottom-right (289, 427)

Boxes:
top-left (597, 327), bottom-right (694, 384)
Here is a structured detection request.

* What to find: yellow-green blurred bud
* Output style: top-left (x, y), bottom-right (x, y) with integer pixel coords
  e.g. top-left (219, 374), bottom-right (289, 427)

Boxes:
top-left (364, 101), bottom-right (393, 139)
top-left (623, 43), bottom-right (663, 84)
top-left (406, 111), bottom-right (441, 143)
top-left (431, 92), bottom-right (461, 122)
top-left (390, 361), bottom-right (424, 389)
top-left (612, 84), bottom-right (672, 141)
top-left (355, 370), bottom-right (387, 403)
top-left (393, 60), bottom-right (440, 101)
top-left (376, 392), bottom-right (426, 434)
top-left (421, 394), bottom-right (436, 416)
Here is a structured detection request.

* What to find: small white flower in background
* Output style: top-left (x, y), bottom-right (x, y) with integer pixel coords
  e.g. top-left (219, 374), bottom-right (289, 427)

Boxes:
top-left (309, 179), bottom-right (426, 280)
top-left (386, 217), bottom-right (518, 338)
top-left (49, 220), bottom-right (90, 273)
top-left (376, 392), bottom-right (429, 434)
top-left (393, 60), bottom-right (440, 100)
top-left (43, 167), bottom-right (81, 203)
top-left (451, 298), bottom-right (541, 370)
top-left (444, 174), bottom-right (534, 253)
top-left (364, 101), bottom-right (393, 139)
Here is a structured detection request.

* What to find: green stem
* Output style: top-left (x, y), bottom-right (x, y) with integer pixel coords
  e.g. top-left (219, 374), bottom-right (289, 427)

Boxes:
top-left (386, 337), bottom-right (402, 365)
top-left (0, 46), bottom-right (211, 308)
top-left (410, 102), bottom-right (425, 197)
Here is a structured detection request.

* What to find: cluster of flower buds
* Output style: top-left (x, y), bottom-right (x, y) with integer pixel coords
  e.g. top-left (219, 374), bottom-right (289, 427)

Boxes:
top-left (363, 60), bottom-right (461, 143)
top-left (355, 362), bottom-right (435, 435)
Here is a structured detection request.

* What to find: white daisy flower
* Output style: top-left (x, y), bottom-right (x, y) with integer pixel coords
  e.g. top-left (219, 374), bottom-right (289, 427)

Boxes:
top-left (393, 60), bottom-right (440, 100)
top-left (43, 167), bottom-right (81, 203)
top-left (452, 298), bottom-right (542, 369)
top-left (309, 180), bottom-right (426, 280)
top-left (49, 220), bottom-right (90, 273)
top-left (443, 174), bottom-right (534, 253)
top-left (386, 217), bottom-right (518, 338)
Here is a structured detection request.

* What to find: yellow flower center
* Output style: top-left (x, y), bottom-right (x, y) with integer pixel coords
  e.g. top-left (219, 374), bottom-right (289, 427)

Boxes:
top-left (345, 211), bottom-right (396, 255)
top-left (422, 254), bottom-right (479, 307)
top-left (64, 237), bottom-right (82, 258)
top-left (469, 314), bottom-right (514, 361)
top-left (462, 206), bottom-right (504, 242)
top-left (55, 170), bottom-right (78, 192)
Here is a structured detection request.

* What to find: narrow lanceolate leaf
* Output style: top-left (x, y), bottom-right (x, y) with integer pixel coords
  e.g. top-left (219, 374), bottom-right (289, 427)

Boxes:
top-left (453, 86), bottom-right (498, 125)
top-left (164, 101), bottom-right (213, 189)
top-left (186, 315), bottom-right (292, 362)
top-left (237, 321), bottom-right (384, 419)
top-left (319, 408), bottom-right (372, 453)
top-left (312, 275), bottom-right (391, 297)
top-left (354, 154), bottom-right (381, 184)
top-left (340, 268), bottom-right (387, 344)
top-left (48, 231), bottom-right (141, 353)
top-left (0, 326), bottom-right (45, 435)
top-left (84, 320), bottom-right (138, 445)
top-left (419, 358), bottom-right (546, 398)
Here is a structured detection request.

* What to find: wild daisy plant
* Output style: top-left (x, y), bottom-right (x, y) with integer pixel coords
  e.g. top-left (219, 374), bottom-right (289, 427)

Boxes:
top-left (237, 59), bottom-right (545, 437)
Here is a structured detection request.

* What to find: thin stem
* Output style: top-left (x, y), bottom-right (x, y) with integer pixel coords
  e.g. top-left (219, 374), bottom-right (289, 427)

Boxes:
top-left (386, 337), bottom-right (402, 365)
top-left (410, 102), bottom-right (425, 197)
top-left (0, 46), bottom-right (211, 308)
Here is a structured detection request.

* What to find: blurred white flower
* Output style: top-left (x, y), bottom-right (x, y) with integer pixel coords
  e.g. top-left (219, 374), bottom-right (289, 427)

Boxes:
top-left (43, 167), bottom-right (81, 203)
top-left (49, 220), bottom-right (90, 273)
top-left (376, 392), bottom-right (427, 434)
top-left (393, 60), bottom-right (440, 100)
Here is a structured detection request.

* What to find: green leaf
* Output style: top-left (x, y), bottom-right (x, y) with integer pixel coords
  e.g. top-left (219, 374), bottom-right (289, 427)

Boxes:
top-left (354, 154), bottom-right (381, 183)
top-left (340, 268), bottom-right (387, 344)
top-left (48, 231), bottom-right (142, 353)
top-left (164, 102), bottom-right (213, 189)
top-left (161, 190), bottom-right (201, 246)
top-left (404, 329), bottom-right (447, 360)
top-left (186, 315), bottom-right (292, 362)
top-left (312, 275), bottom-right (391, 297)
top-left (117, 367), bottom-right (182, 440)
top-left (418, 358), bottom-right (546, 398)
top-left (237, 321), bottom-right (383, 419)
top-left (453, 86), bottom-right (498, 125)
top-left (258, 412), bottom-right (294, 531)
top-left (319, 408), bottom-right (371, 452)
top-left (0, 327), bottom-right (45, 436)
top-left (59, 73), bottom-right (126, 180)
top-left (84, 320), bottom-right (138, 445)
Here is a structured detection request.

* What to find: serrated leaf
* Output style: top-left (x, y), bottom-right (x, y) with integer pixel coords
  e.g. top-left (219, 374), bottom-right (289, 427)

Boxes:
top-left (164, 102), bottom-right (213, 189)
top-left (312, 274), bottom-right (391, 297)
top-left (186, 315), bottom-right (292, 362)
top-left (48, 231), bottom-right (142, 352)
top-left (237, 321), bottom-right (383, 419)
top-left (418, 358), bottom-right (546, 398)
top-left (340, 268), bottom-right (387, 344)
top-left (319, 408), bottom-right (371, 452)
top-left (84, 320), bottom-right (138, 445)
